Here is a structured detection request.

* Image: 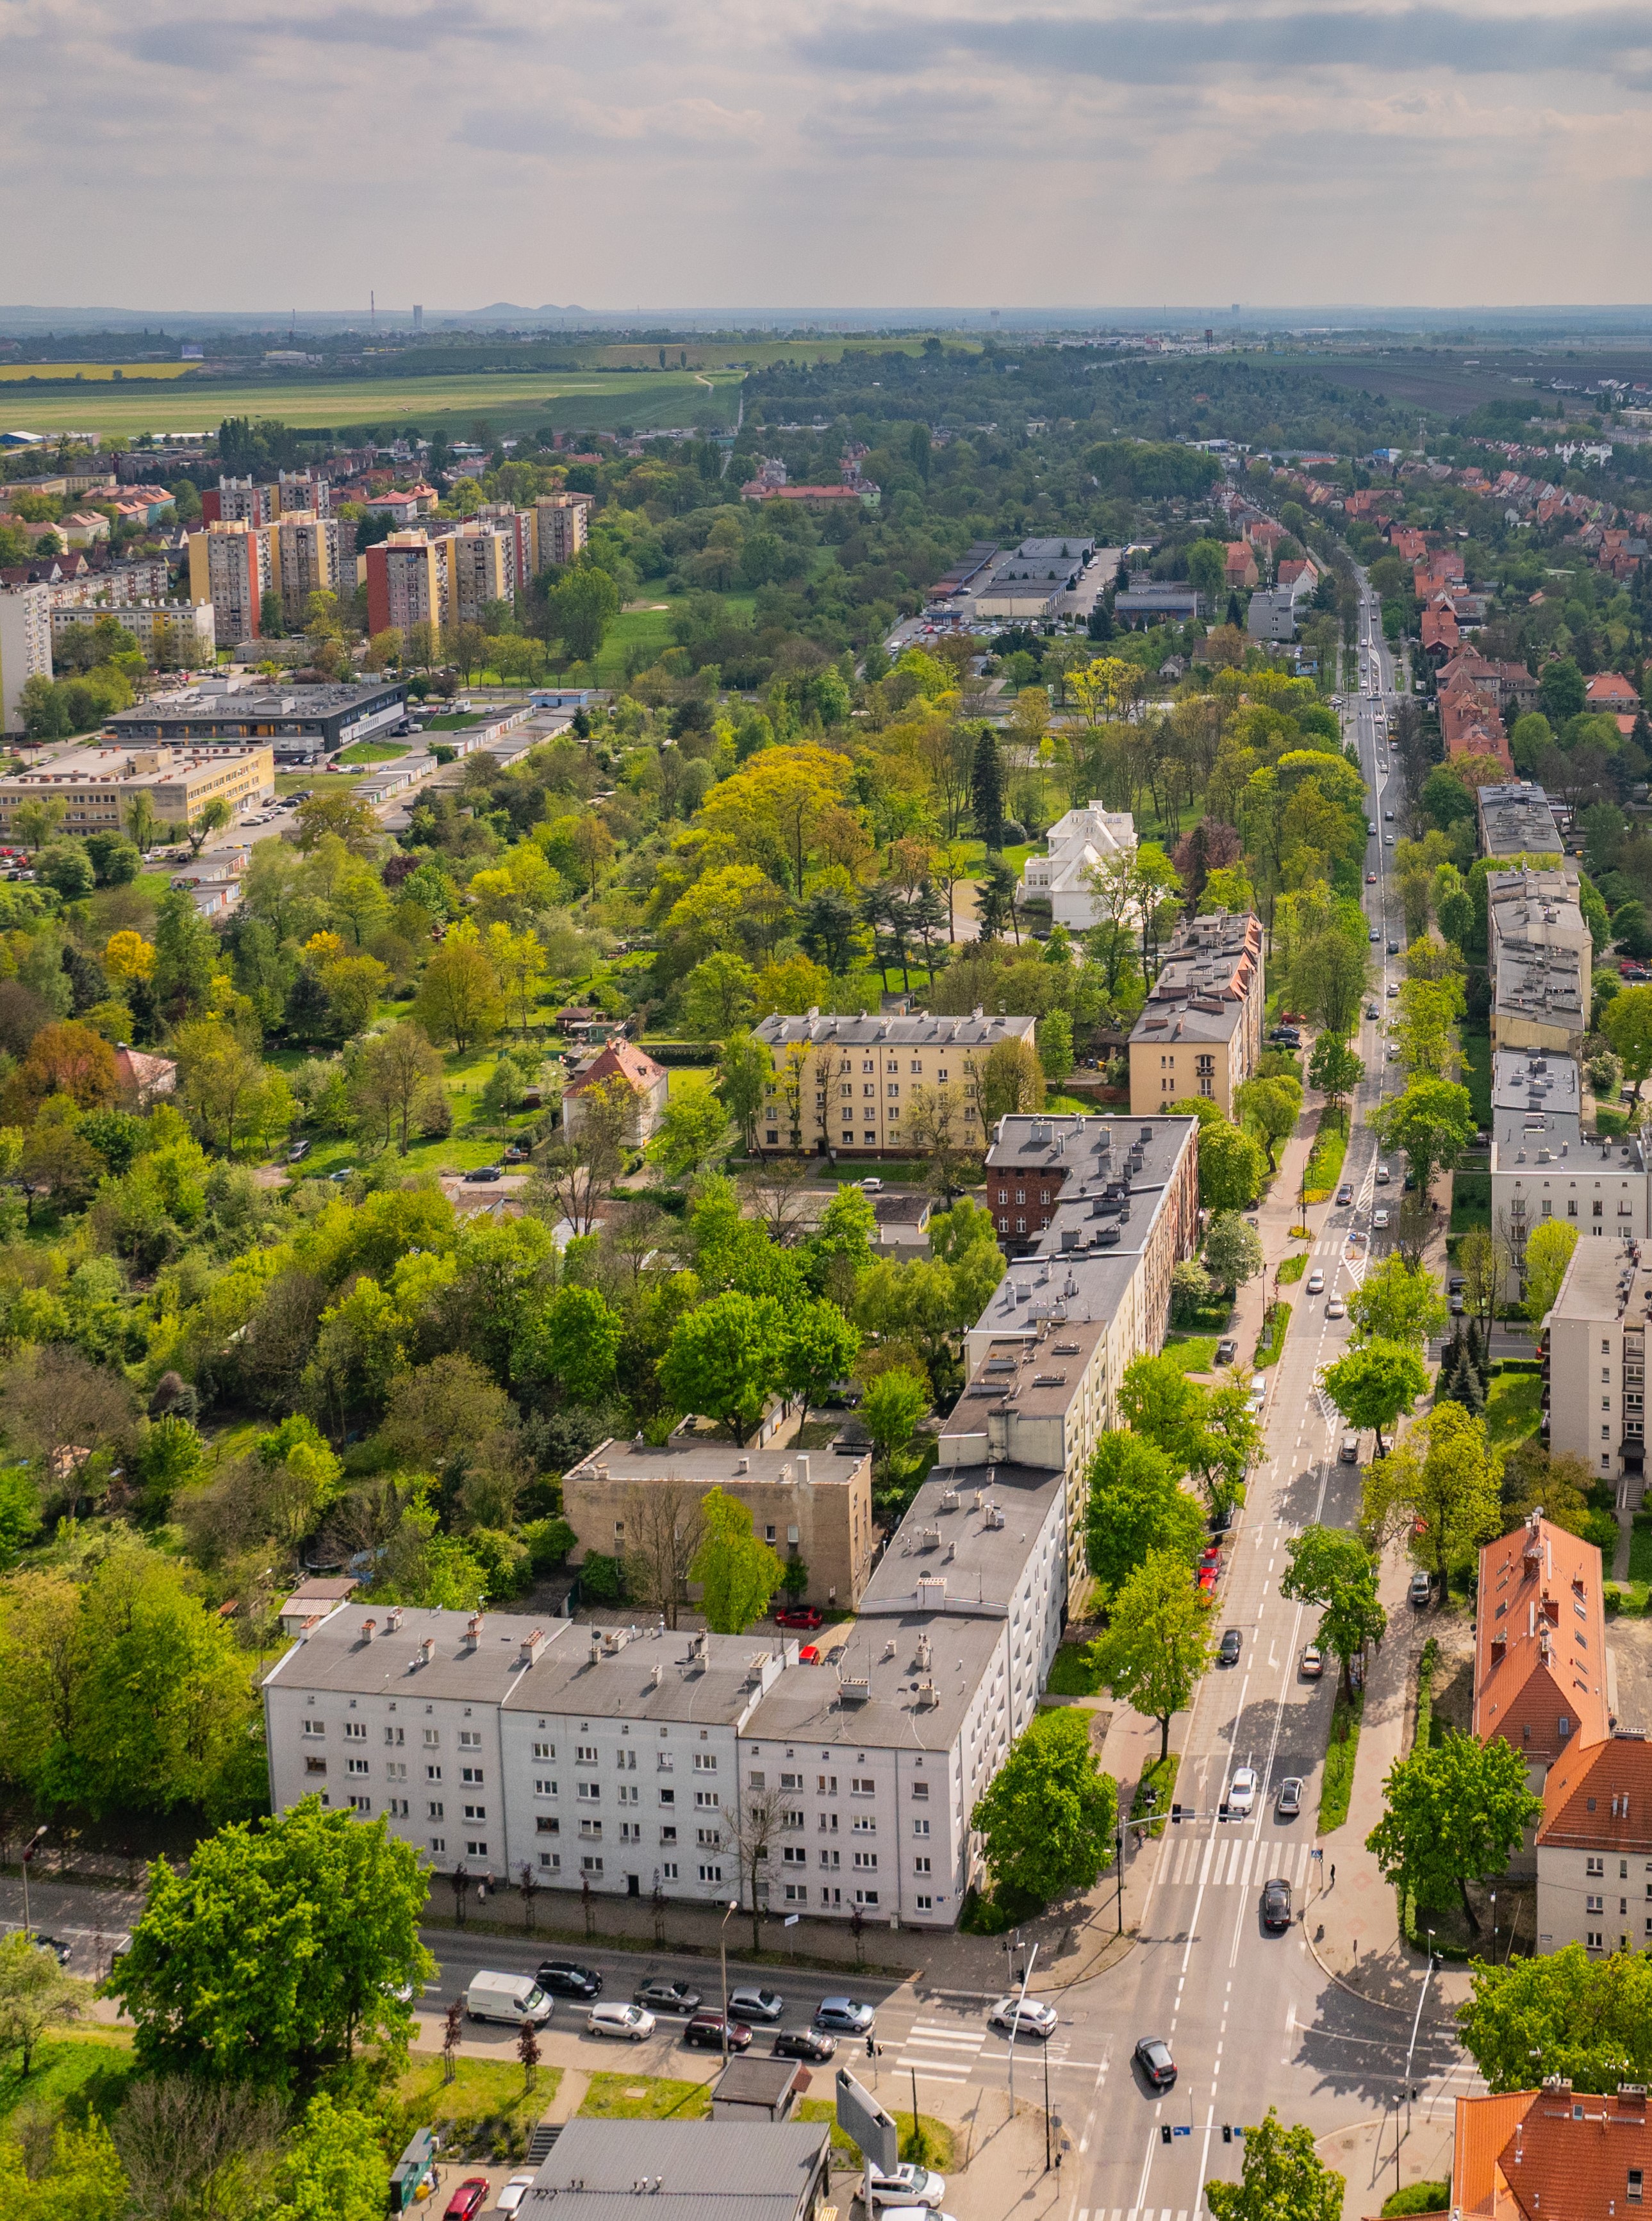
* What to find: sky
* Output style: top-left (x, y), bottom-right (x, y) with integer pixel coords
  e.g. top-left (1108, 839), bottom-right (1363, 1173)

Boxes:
top-left (5, 0), bottom-right (1652, 312)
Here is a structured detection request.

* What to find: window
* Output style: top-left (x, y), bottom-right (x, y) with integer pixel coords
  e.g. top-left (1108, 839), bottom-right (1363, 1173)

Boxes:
top-left (818, 1774), bottom-right (838, 1795)
top-left (346, 1757), bottom-right (369, 1778)
top-left (386, 1763), bottom-right (407, 1781)
top-left (659, 1788), bottom-right (675, 1807)
top-left (463, 1804), bottom-right (486, 1822)
top-left (618, 1783), bottom-right (638, 1805)
top-left (916, 1893), bottom-right (933, 1911)
top-left (533, 1741), bottom-right (554, 1760)
top-left (425, 1765), bottom-right (442, 1782)
top-left (853, 1851), bottom-right (878, 1870)
top-left (784, 1883), bottom-right (807, 1904)
top-left (910, 1778), bottom-right (928, 1800)
top-left (697, 1827), bottom-right (722, 1848)
top-left (349, 1795), bottom-right (371, 1814)
top-left (695, 1790), bottom-right (720, 1809)
top-left (660, 1826), bottom-right (677, 1844)
top-left (616, 1748), bottom-right (636, 1772)
top-left (305, 1756), bottom-right (327, 1776)
top-left (852, 1776), bottom-right (875, 1796)
top-left (576, 1744), bottom-right (597, 1765)
top-left (343, 1721), bottom-right (366, 1741)
top-left (577, 1781), bottom-right (600, 1802)
top-left (913, 1819), bottom-right (931, 1837)
top-left (1628, 2170), bottom-right (1644, 2203)
top-left (854, 1888), bottom-right (879, 1907)
top-left (698, 1863), bottom-right (723, 1883)
top-left (424, 1730), bottom-right (439, 1747)
top-left (661, 1861), bottom-right (679, 1880)
top-left (538, 1851), bottom-right (560, 1872)
top-left (458, 1730), bottom-right (481, 1749)
top-left (694, 1752), bottom-right (717, 1771)
top-left (534, 1778), bottom-right (558, 1797)
top-left (465, 1838), bottom-right (487, 1857)
top-left (582, 1856), bottom-right (604, 1876)
top-left (1587, 1894), bottom-right (1605, 1914)
top-left (427, 1800), bottom-right (444, 1819)
top-left (1589, 1929), bottom-right (1605, 1948)
top-left (429, 1837), bottom-right (445, 1855)
top-left (461, 1766), bottom-right (484, 1785)
top-left (383, 1726), bottom-right (404, 1746)
top-left (579, 1819), bottom-right (602, 1841)
top-left (302, 1719), bottom-right (325, 1739)
top-left (782, 1845), bottom-right (807, 1865)
top-left (852, 1815), bottom-right (875, 1834)
top-left (536, 1816), bottom-right (559, 1836)
top-left (914, 1855), bottom-right (931, 1874)
top-left (657, 1751), bottom-right (674, 1771)
top-left (1587, 1856), bottom-right (1605, 1876)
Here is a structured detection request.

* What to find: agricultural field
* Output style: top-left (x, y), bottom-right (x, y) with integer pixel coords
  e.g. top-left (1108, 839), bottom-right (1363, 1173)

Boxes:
top-left (0, 360), bottom-right (198, 383)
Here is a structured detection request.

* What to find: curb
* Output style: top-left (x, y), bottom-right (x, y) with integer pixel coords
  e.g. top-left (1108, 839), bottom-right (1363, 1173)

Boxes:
top-left (1303, 1914), bottom-right (1432, 2018)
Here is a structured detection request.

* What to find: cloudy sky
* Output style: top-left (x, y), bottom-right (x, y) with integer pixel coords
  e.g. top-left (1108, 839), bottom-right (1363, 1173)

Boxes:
top-left (4, 0), bottom-right (1650, 311)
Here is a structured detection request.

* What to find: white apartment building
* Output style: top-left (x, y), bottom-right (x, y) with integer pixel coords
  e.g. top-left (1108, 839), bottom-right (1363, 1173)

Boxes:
top-left (1543, 1240), bottom-right (1652, 1488)
top-left (1490, 1052), bottom-right (1649, 1298)
top-left (1536, 1731), bottom-right (1652, 1956)
top-left (750, 1007), bottom-right (1036, 1160)
top-left (537, 491), bottom-right (592, 568)
top-left (1020, 804), bottom-right (1137, 930)
top-left (0, 581), bottom-right (53, 735)
top-left (51, 600), bottom-right (215, 664)
top-left (1489, 866), bottom-right (1593, 1061)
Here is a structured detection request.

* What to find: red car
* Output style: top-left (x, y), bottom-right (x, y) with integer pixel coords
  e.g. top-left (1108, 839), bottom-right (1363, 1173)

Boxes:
top-left (775, 1605), bottom-right (823, 1632)
top-left (1196, 1566), bottom-right (1218, 1596)
top-left (798, 1644), bottom-right (821, 1665)
top-left (445, 2181), bottom-right (490, 2221)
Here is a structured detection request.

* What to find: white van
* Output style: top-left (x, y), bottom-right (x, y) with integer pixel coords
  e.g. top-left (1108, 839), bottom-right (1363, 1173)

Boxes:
top-left (465, 1971), bottom-right (553, 2026)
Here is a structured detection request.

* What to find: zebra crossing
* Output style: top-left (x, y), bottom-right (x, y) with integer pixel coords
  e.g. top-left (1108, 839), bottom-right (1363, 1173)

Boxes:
top-left (1156, 1832), bottom-right (1317, 1892)
top-left (893, 2017), bottom-right (991, 2083)
top-left (1073, 2208), bottom-right (1203, 2221)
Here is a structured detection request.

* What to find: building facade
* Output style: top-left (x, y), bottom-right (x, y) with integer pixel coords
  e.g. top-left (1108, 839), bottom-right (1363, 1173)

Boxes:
top-left (1536, 1731), bottom-right (1652, 1955)
top-left (50, 599), bottom-right (216, 665)
top-left (110, 678), bottom-right (406, 756)
top-left (1128, 910), bottom-right (1264, 1119)
top-left (751, 1008), bottom-right (1035, 1159)
top-left (187, 520), bottom-right (275, 647)
top-left (1491, 1052), bottom-right (1649, 1301)
top-left (1019, 803), bottom-right (1137, 930)
top-left (0, 741), bottom-right (275, 841)
top-left (0, 581), bottom-right (53, 735)
top-left (1544, 1241), bottom-right (1652, 1487)
top-left (561, 1039), bottom-right (668, 1145)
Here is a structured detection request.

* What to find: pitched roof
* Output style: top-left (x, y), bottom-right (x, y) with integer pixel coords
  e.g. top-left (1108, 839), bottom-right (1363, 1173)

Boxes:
top-left (1493, 2084), bottom-right (1652, 2221)
top-left (1538, 1730), bottom-right (1652, 1849)
top-left (565, 1039), bottom-right (666, 1096)
top-left (1452, 2091), bottom-right (1537, 2218)
top-left (1473, 1513), bottom-right (1610, 1765)
top-left (1587, 672), bottom-right (1639, 705)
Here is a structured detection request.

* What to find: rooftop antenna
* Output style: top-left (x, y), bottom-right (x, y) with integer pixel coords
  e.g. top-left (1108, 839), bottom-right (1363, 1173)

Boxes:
top-left (371, 290), bottom-right (376, 328)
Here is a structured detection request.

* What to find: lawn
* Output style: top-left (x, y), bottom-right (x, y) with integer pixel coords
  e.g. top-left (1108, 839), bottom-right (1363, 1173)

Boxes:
top-left (0, 367), bottom-right (747, 439)
top-left (1462, 1027), bottom-right (1492, 1127)
top-left (425, 710), bottom-right (486, 731)
top-left (1485, 1366), bottom-right (1544, 1451)
top-left (1131, 1752), bottom-right (1180, 1839)
top-left (1448, 1172), bottom-right (1491, 1235)
top-left (0, 360), bottom-right (198, 383)
top-left (335, 739), bottom-right (410, 765)
top-left (1302, 1112), bottom-right (1349, 1205)
top-left (1044, 1643), bottom-right (1103, 1696)
top-left (797, 2097), bottom-right (955, 2172)
top-left (1631, 1517), bottom-right (1652, 1587)
top-left (1253, 1300), bottom-right (1291, 1369)
top-left (0, 2029), bottom-right (136, 2129)
top-left (591, 595), bottom-right (756, 688)
top-left (579, 2074), bottom-right (709, 2124)
top-left (1276, 1253), bottom-right (1307, 1285)
top-left (1319, 1688), bottom-right (1364, 1834)
top-left (1165, 1333), bottom-right (1221, 1373)
top-left (392, 2054), bottom-right (561, 2164)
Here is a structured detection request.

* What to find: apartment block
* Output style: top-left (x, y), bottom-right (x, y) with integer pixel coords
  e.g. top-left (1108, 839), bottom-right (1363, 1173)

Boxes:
top-left (1491, 1052), bottom-right (1649, 1299)
top-left (0, 580), bottom-right (53, 735)
top-left (475, 504), bottom-right (536, 593)
top-left (1544, 1239), bottom-right (1652, 1487)
top-left (1128, 910), bottom-right (1264, 1119)
top-left (187, 520), bottom-right (276, 648)
top-left (536, 491), bottom-right (592, 568)
top-left (1536, 1730), bottom-right (1652, 1954)
top-left (561, 1441), bottom-right (875, 1613)
top-left (751, 1007), bottom-right (1034, 1159)
top-left (1489, 865), bottom-right (1592, 1060)
top-left (440, 523), bottom-right (512, 629)
top-left (0, 741), bottom-right (274, 840)
top-left (273, 511), bottom-right (343, 629)
top-left (365, 533), bottom-right (443, 639)
top-left (203, 471), bottom-right (333, 526)
top-left (51, 600), bottom-right (215, 665)
top-left (1478, 780), bottom-right (1566, 861)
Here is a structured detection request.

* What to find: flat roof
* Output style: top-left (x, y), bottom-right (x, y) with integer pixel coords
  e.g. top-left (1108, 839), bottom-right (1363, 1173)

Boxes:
top-left (113, 679), bottom-right (402, 719)
top-left (263, 1602), bottom-right (573, 1706)
top-left (753, 1010), bottom-right (1034, 1049)
top-left (565, 1439), bottom-right (868, 1490)
top-left (506, 1622), bottom-right (792, 1728)
top-left (522, 2119), bottom-right (828, 2221)
top-left (1549, 1237), bottom-right (1652, 1325)
top-left (1476, 781), bottom-right (1564, 856)
top-left (1494, 941), bottom-right (1585, 1023)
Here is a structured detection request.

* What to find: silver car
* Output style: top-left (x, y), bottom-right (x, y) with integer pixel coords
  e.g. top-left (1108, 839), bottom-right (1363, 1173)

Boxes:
top-left (1276, 1777), bottom-right (1303, 1819)
top-left (987, 1994), bottom-right (1058, 2040)
top-left (729, 1985), bottom-right (785, 2023)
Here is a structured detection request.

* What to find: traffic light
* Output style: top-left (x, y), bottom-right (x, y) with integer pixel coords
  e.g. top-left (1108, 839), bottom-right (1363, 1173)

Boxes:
top-left (1171, 1803), bottom-right (1183, 1823)
top-left (1223, 2126), bottom-right (1232, 2145)
top-left (1161, 2126), bottom-right (1172, 2146)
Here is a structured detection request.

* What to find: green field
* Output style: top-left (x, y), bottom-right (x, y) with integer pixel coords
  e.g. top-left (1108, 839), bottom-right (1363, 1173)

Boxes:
top-left (0, 367), bottom-right (747, 439)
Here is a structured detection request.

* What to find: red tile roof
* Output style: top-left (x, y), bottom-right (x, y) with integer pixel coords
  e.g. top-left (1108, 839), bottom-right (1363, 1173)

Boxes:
top-left (1586, 673), bottom-right (1639, 706)
top-left (565, 1040), bottom-right (666, 1096)
top-left (1538, 1730), bottom-right (1652, 1850)
top-left (1453, 2092), bottom-right (1537, 2218)
top-left (1474, 1514), bottom-right (1610, 1766)
top-left (1494, 2085), bottom-right (1652, 2221)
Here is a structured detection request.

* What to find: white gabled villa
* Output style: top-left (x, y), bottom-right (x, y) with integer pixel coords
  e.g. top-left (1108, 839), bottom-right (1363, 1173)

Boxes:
top-left (1020, 805), bottom-right (1137, 930)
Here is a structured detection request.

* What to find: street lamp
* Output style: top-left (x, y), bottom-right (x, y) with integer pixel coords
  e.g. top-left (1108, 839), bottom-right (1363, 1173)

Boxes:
top-left (21, 1828), bottom-right (46, 1939)
top-left (720, 1899), bottom-right (738, 2061)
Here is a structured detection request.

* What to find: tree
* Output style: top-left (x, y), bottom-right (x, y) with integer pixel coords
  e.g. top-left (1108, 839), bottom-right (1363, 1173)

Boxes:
top-left (1366, 1730), bottom-right (1541, 1931)
top-left (34, 841), bottom-right (96, 900)
top-left (1320, 1340), bottom-right (1428, 1455)
top-left (780, 1299), bottom-right (861, 1424)
top-left (270, 2092), bottom-right (389, 2221)
top-left (1346, 1253), bottom-right (1448, 1350)
top-left (1203, 1212), bottom-right (1262, 1294)
top-left (1205, 2108), bottom-right (1344, 2221)
top-left (186, 796), bottom-right (233, 858)
top-left (1456, 1945), bottom-right (1652, 2093)
top-left (351, 1023), bottom-right (445, 1155)
top-left (682, 952), bottom-right (758, 1039)
top-left (106, 1797), bottom-right (434, 2090)
top-left (978, 1036), bottom-right (1046, 1122)
top-left (971, 725), bottom-right (1005, 848)
top-left (657, 1291), bottom-right (786, 1446)
top-left (1605, 985), bottom-right (1652, 1105)
top-left (645, 1073), bottom-right (730, 1185)
top-left (1369, 1075), bottom-right (1476, 1191)
top-left (970, 1708), bottom-right (1118, 1909)
top-left (174, 1021), bottom-right (266, 1157)
top-left (905, 1082), bottom-right (984, 1202)
top-left (862, 1367), bottom-right (929, 1478)
top-left (12, 796), bottom-right (67, 854)
top-left (1307, 1033), bottom-right (1364, 1128)
top-left (1279, 1525), bottom-right (1387, 1698)
top-left (1457, 1226), bottom-right (1504, 1343)
top-left (540, 1073), bottom-right (633, 1237)
top-left (1090, 1547), bottom-right (1214, 1761)
top-left (1037, 1009), bottom-right (1073, 1086)
top-left (122, 789), bottom-right (160, 854)
top-left (1197, 1119), bottom-right (1266, 1212)
top-left (152, 888), bottom-right (218, 1024)
top-left (0, 1929), bottom-right (88, 2073)
top-left (1524, 1217), bottom-right (1580, 1321)
top-left (293, 791), bottom-right (379, 855)
top-left (1362, 1402), bottom-right (1503, 1597)
top-left (545, 563), bottom-right (620, 664)
top-left (1234, 1075), bottom-right (1301, 1173)
top-left (715, 1031), bottom-right (771, 1152)
top-left (1539, 656), bottom-right (1587, 723)
top-left (618, 1481), bottom-right (706, 1631)
top-left (7, 1020), bottom-right (118, 1116)
top-left (414, 933), bottom-right (504, 1052)
top-left (689, 1486), bottom-right (784, 1633)
top-left (1291, 930), bottom-right (1369, 1039)
top-left (1082, 1430), bottom-right (1205, 1598)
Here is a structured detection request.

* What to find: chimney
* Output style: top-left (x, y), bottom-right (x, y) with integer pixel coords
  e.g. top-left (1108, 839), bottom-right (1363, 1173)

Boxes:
top-left (736, 1457), bottom-right (749, 1475)
top-left (795, 1455), bottom-right (809, 1486)
top-left (359, 1617), bottom-right (377, 1642)
top-left (418, 1637), bottom-right (436, 1666)
top-left (463, 1612), bottom-right (483, 1650)
top-left (386, 1606), bottom-right (404, 1634)
top-left (519, 1630), bottom-right (545, 1667)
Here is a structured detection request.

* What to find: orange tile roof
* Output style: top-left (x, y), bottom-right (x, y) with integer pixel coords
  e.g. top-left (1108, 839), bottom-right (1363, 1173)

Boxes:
top-left (1538, 1731), bottom-right (1652, 1849)
top-left (1474, 1514), bottom-right (1610, 1766)
top-left (1494, 2085), bottom-right (1652, 2221)
top-left (1453, 2092), bottom-right (1537, 2218)
top-left (565, 1039), bottom-right (666, 1096)
top-left (1586, 672), bottom-right (1638, 705)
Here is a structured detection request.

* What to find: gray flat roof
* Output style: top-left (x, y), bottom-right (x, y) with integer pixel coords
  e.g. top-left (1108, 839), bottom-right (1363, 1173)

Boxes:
top-left (740, 1605), bottom-right (1005, 1753)
top-left (1551, 1239), bottom-right (1652, 1324)
top-left (1477, 782), bottom-right (1564, 856)
top-left (1495, 941), bottom-right (1585, 1022)
top-left (522, 2118), bottom-right (828, 2221)
top-left (508, 1622), bottom-right (790, 1727)
top-left (753, 1011), bottom-right (1033, 1049)
top-left (566, 1439), bottom-right (867, 1492)
top-left (263, 1603), bottom-right (572, 1705)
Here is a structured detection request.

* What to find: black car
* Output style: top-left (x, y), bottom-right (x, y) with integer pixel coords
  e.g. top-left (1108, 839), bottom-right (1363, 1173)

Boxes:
top-left (1218, 1629), bottom-right (1243, 1665)
top-left (634, 1978), bottom-right (702, 2015)
top-left (463, 1166), bottom-right (504, 1184)
top-left (538, 1961), bottom-right (602, 1999)
top-left (1261, 1878), bottom-right (1293, 1932)
top-left (773, 2027), bottom-right (837, 2062)
top-left (1387, 941), bottom-right (1400, 955)
top-left (683, 2010), bottom-right (752, 2051)
top-left (30, 1935), bottom-right (70, 1966)
top-left (1135, 2036), bottom-right (1177, 2088)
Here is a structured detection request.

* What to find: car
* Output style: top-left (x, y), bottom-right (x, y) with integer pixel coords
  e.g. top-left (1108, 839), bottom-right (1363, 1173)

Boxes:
top-left (860, 1177), bottom-right (884, 1193)
top-left (1276, 1777), bottom-right (1303, 1819)
top-left (1366, 1001), bottom-right (1380, 1019)
top-left (287, 1138), bottom-right (311, 1163)
top-left (445, 2181), bottom-right (490, 2221)
top-left (327, 1166), bottom-right (356, 1183)
top-left (1261, 1878), bottom-right (1294, 1933)
top-left (538, 1961), bottom-right (602, 1998)
top-left (684, 2010), bottom-right (753, 2051)
top-left (1336, 1182), bottom-right (1354, 1205)
top-left (1368, 927), bottom-right (1380, 941)
top-left (1409, 1571), bottom-right (1433, 1607)
top-left (1375, 1162), bottom-right (1391, 1184)
top-left (635, 1978), bottom-right (701, 2015)
top-left (815, 1997), bottom-right (875, 2034)
top-left (773, 2026), bottom-right (836, 2061)
top-left (1307, 1268), bottom-right (1325, 1294)
top-left (868, 2164), bottom-right (948, 2209)
top-left (1367, 820), bottom-right (1377, 837)
top-left (1134, 2036), bottom-right (1177, 2088)
top-left (774, 1605), bottom-right (823, 1632)
top-left (1300, 1645), bottom-right (1325, 1679)
top-left (1383, 809), bottom-right (1395, 822)
top-left (729, 1986), bottom-right (786, 2023)
top-left (1218, 1628), bottom-right (1243, 1665)
top-left (1373, 1207), bottom-right (1390, 1230)
top-left (1200, 1542), bottom-right (1223, 1569)
top-left (1196, 1564), bottom-right (1218, 1596)
top-left (1341, 1428), bottom-right (1360, 1463)
top-left (1227, 1765), bottom-right (1258, 1816)
top-left (1386, 981), bottom-right (1400, 998)
top-left (1326, 1294), bottom-right (1346, 1319)
top-left (29, 1934), bottom-right (70, 1966)
top-left (495, 2175), bottom-right (539, 2215)
top-left (463, 1165), bottom-right (504, 1184)
top-left (1448, 1274), bottom-right (1466, 1294)
top-left (1367, 870), bottom-right (1378, 884)
top-left (987, 1994), bottom-right (1058, 2040)
top-left (1449, 1293), bottom-right (1465, 1315)
top-left (589, 2001), bottom-right (654, 2041)
top-left (797, 1643), bottom-right (822, 1664)
top-left (1387, 941), bottom-right (1400, 956)
top-left (1215, 1336), bottom-right (1237, 1364)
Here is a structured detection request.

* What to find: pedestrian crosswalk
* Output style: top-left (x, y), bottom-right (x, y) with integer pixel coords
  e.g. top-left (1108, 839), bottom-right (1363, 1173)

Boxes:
top-left (1156, 1833), bottom-right (1317, 1891)
top-left (1073, 2208), bottom-right (1204, 2221)
top-left (894, 2018), bottom-right (989, 2083)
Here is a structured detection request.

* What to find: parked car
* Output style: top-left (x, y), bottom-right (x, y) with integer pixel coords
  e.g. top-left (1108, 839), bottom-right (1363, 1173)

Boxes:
top-left (286, 1138), bottom-right (311, 1163)
top-left (30, 1935), bottom-right (71, 1966)
top-left (1218, 1629), bottom-right (1243, 1665)
top-left (1196, 1564), bottom-right (1218, 1596)
top-left (684, 2010), bottom-right (752, 2051)
top-left (773, 2026), bottom-right (836, 2061)
top-left (1449, 1293), bottom-right (1465, 1316)
top-left (1340, 1430), bottom-right (1360, 1463)
top-left (466, 1972), bottom-right (552, 2025)
top-left (729, 1986), bottom-right (786, 2023)
top-left (445, 2181), bottom-right (490, 2221)
top-left (1300, 1645), bottom-right (1325, 1679)
top-left (1134, 2036), bottom-right (1177, 2088)
top-left (868, 2165), bottom-right (948, 2209)
top-left (635, 1979), bottom-right (701, 2016)
top-left (1307, 1268), bottom-right (1325, 1294)
top-left (537, 1961), bottom-right (602, 1998)
top-left (1276, 1777), bottom-right (1303, 1819)
top-left (1215, 1337), bottom-right (1237, 1364)
top-left (464, 1165), bottom-right (504, 1184)
top-left (589, 2002), bottom-right (654, 2042)
top-left (775, 1606), bottom-right (823, 1632)
top-left (814, 1997), bottom-right (875, 2034)
top-left (1409, 1571), bottom-right (1433, 1607)
top-left (1227, 1765), bottom-right (1258, 1816)
top-left (327, 1166), bottom-right (356, 1184)
top-left (797, 1644), bottom-right (822, 1664)
top-left (1261, 1878), bottom-right (1294, 1933)
top-left (494, 2177), bottom-right (538, 2216)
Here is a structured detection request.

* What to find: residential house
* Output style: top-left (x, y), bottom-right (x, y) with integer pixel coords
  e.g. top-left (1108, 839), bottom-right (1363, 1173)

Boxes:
top-left (1223, 542), bottom-right (1259, 590)
top-left (561, 1039), bottom-right (668, 1146)
top-left (1543, 1240), bottom-right (1652, 1487)
top-left (1488, 1051), bottom-right (1648, 1301)
top-left (113, 1046), bottom-right (178, 1108)
top-left (1128, 910), bottom-right (1264, 1119)
top-left (1020, 801), bottom-right (1138, 929)
top-left (750, 1007), bottom-right (1035, 1159)
top-left (1536, 1730), bottom-right (1652, 1954)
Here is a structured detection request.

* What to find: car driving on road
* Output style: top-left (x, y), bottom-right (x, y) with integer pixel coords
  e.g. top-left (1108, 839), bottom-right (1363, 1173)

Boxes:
top-left (814, 1997), bottom-right (875, 2034)
top-left (729, 1986), bottom-right (785, 2023)
top-left (1261, 1878), bottom-right (1294, 1933)
top-left (987, 1995), bottom-right (1058, 2040)
top-left (1276, 1777), bottom-right (1303, 1819)
top-left (634, 1979), bottom-right (701, 2016)
top-left (1135, 2036), bottom-right (1177, 2088)
top-left (1227, 1765), bottom-right (1257, 1815)
top-left (1218, 1628), bottom-right (1243, 1665)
